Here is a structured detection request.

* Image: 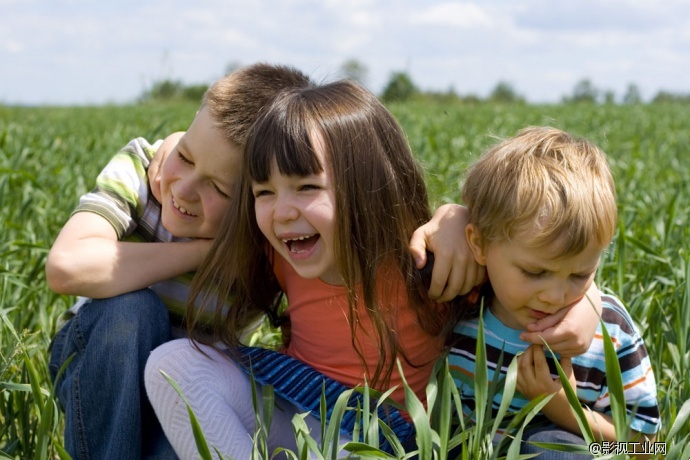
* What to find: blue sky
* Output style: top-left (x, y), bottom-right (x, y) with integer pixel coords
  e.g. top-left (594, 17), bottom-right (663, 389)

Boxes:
top-left (2, 0), bottom-right (689, 105)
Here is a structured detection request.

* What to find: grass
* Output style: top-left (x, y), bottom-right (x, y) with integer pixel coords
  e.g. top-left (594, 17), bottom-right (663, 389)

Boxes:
top-left (1, 101), bottom-right (689, 458)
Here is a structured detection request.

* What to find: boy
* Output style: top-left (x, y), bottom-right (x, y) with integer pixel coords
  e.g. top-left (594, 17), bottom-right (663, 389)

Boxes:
top-left (448, 127), bottom-right (660, 457)
top-left (46, 63), bottom-right (314, 459)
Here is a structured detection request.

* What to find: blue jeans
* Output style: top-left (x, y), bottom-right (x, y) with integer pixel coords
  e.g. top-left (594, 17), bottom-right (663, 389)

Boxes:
top-left (49, 289), bottom-right (178, 460)
top-left (521, 426), bottom-right (592, 459)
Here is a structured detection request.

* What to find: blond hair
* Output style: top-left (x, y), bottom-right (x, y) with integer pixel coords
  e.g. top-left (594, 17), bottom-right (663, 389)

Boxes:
top-left (462, 126), bottom-right (617, 255)
top-left (202, 63), bottom-right (312, 146)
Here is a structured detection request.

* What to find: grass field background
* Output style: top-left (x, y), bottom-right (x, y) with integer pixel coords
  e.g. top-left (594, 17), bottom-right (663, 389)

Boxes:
top-left (1, 101), bottom-right (689, 458)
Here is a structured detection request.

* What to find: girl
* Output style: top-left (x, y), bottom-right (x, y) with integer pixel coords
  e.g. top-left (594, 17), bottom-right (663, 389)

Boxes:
top-left (146, 79), bottom-right (453, 458)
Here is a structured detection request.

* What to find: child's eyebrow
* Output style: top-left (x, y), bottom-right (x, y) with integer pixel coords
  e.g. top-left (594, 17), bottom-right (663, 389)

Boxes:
top-left (176, 138), bottom-right (190, 153)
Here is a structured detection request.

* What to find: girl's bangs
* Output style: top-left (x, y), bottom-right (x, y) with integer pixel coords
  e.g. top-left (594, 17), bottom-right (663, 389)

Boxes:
top-left (247, 111), bottom-right (324, 183)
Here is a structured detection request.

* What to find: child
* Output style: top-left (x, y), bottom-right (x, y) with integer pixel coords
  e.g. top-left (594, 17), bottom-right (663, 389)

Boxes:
top-left (448, 127), bottom-right (660, 457)
top-left (144, 85), bottom-right (605, 458)
top-left (45, 63), bottom-right (314, 459)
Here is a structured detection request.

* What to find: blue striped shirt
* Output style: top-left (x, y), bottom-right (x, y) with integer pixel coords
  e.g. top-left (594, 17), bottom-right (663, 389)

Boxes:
top-left (448, 294), bottom-right (660, 436)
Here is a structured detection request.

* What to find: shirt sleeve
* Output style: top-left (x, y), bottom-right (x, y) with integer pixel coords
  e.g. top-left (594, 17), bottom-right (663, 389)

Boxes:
top-left (72, 138), bottom-right (162, 239)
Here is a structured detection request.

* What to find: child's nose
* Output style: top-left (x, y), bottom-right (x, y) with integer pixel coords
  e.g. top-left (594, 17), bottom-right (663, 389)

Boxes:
top-left (538, 282), bottom-right (568, 308)
top-left (273, 195), bottom-right (299, 222)
top-left (175, 176), bottom-right (199, 201)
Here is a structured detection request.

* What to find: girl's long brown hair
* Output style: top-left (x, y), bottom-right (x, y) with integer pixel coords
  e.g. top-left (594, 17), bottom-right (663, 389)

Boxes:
top-left (188, 80), bottom-right (447, 386)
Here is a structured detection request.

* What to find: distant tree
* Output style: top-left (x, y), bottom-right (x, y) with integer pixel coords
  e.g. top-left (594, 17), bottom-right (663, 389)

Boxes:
top-left (142, 80), bottom-right (183, 101)
top-left (182, 84), bottom-right (209, 103)
top-left (423, 86), bottom-right (462, 104)
top-left (141, 80), bottom-right (209, 103)
top-left (623, 83), bottom-right (642, 104)
top-left (489, 81), bottom-right (524, 104)
top-left (381, 71), bottom-right (418, 103)
top-left (340, 59), bottom-right (369, 87)
top-left (568, 78), bottom-right (598, 103)
top-left (603, 90), bottom-right (616, 105)
top-left (651, 91), bottom-right (690, 104)
top-left (462, 93), bottom-right (482, 105)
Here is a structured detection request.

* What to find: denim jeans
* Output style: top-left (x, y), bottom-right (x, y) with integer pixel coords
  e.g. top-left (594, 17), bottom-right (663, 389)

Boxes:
top-left (49, 289), bottom-right (178, 460)
top-left (521, 426), bottom-right (592, 459)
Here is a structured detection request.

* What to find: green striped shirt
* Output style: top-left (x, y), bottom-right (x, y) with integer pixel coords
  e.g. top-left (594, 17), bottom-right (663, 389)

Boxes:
top-left (68, 138), bottom-right (210, 337)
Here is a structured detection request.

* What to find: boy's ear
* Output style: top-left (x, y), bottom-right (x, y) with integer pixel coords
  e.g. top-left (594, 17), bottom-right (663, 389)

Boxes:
top-left (465, 224), bottom-right (487, 265)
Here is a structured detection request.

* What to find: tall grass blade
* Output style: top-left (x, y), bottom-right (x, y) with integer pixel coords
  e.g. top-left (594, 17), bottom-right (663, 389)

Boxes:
top-left (665, 397), bottom-right (690, 441)
top-left (488, 352), bottom-right (517, 447)
top-left (598, 320), bottom-right (628, 441)
top-left (471, 305), bottom-right (489, 456)
top-left (396, 359), bottom-right (432, 459)
top-left (159, 370), bottom-right (213, 460)
top-left (542, 341), bottom-right (595, 444)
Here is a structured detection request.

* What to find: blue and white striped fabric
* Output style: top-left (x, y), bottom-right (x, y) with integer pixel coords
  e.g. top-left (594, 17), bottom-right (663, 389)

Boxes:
top-left (448, 294), bottom-right (660, 436)
top-left (235, 346), bottom-right (415, 452)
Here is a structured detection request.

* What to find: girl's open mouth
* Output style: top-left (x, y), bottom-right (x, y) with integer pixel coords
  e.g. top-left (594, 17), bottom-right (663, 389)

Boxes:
top-left (283, 234), bottom-right (320, 254)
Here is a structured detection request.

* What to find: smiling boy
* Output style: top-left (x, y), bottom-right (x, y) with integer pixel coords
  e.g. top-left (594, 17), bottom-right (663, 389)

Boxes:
top-left (45, 63), bottom-right (313, 460)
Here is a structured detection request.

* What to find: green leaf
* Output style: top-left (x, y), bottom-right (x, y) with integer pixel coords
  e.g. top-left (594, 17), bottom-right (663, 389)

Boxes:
top-left (542, 341), bottom-right (595, 444)
top-left (666, 397), bottom-right (690, 441)
top-left (396, 359), bottom-right (432, 459)
top-left (599, 320), bottom-right (628, 441)
top-left (160, 370), bottom-right (213, 460)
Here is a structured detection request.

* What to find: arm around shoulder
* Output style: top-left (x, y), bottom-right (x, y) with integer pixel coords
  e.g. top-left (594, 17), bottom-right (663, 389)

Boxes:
top-left (46, 212), bottom-right (119, 294)
top-left (46, 212), bottom-right (210, 298)
top-left (409, 203), bottom-right (485, 301)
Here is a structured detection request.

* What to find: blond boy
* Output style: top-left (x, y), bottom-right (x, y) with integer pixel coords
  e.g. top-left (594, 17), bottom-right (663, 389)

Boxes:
top-left (449, 127), bottom-right (660, 458)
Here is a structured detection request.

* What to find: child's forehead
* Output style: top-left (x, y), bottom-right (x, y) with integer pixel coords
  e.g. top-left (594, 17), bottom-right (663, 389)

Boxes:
top-left (502, 231), bottom-right (603, 266)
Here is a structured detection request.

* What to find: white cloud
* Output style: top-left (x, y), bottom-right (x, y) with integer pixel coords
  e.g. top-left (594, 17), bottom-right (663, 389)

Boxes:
top-left (413, 2), bottom-right (493, 28)
top-left (1, 0), bottom-right (689, 105)
top-left (4, 39), bottom-right (23, 53)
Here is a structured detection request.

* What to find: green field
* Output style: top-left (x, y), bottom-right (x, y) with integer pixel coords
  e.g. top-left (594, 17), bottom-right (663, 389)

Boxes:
top-left (1, 101), bottom-right (689, 458)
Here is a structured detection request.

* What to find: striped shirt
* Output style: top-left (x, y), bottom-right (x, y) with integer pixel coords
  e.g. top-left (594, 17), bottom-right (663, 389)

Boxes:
top-left (66, 138), bottom-right (208, 337)
top-left (448, 294), bottom-right (660, 436)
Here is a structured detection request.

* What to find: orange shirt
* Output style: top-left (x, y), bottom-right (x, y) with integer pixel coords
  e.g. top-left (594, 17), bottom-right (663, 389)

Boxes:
top-left (274, 253), bottom-right (444, 412)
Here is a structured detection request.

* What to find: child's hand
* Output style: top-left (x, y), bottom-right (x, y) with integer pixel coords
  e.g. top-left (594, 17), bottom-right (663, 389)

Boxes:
top-left (519, 282), bottom-right (602, 357)
top-left (149, 132), bottom-right (185, 202)
top-left (516, 344), bottom-right (575, 400)
top-left (409, 204), bottom-right (485, 302)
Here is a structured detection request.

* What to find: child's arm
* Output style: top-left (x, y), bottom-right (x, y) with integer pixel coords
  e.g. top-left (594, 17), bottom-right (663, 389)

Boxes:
top-left (45, 211), bottom-right (211, 298)
top-left (410, 203), bottom-right (600, 357)
top-left (519, 282), bottom-right (603, 357)
top-left (409, 204), bottom-right (485, 301)
top-left (516, 344), bottom-right (654, 450)
top-left (148, 131), bottom-right (185, 202)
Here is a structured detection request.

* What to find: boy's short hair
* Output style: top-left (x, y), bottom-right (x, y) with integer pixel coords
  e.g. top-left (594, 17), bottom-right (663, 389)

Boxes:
top-left (202, 63), bottom-right (312, 146)
top-left (462, 126), bottom-right (617, 256)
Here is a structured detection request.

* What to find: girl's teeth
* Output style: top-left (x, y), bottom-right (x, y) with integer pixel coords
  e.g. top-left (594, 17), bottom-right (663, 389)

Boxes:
top-left (282, 235), bottom-right (314, 243)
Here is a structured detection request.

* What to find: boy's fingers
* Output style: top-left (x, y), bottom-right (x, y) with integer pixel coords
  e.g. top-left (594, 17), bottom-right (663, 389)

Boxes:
top-left (427, 251), bottom-right (452, 300)
top-left (519, 346), bottom-right (540, 385)
top-left (559, 356), bottom-right (573, 375)
top-left (531, 344), bottom-right (550, 375)
top-left (409, 230), bottom-right (429, 269)
top-left (434, 261), bottom-right (484, 302)
top-left (525, 305), bottom-right (570, 332)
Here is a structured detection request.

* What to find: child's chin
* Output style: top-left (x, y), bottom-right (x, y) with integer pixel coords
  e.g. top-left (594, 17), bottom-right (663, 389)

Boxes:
top-left (161, 220), bottom-right (194, 239)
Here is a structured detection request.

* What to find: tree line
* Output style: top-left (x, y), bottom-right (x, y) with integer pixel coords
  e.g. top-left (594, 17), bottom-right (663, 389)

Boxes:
top-left (140, 59), bottom-right (690, 105)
